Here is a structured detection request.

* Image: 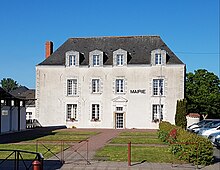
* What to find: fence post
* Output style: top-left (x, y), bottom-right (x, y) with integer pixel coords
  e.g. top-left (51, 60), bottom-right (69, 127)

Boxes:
top-left (32, 160), bottom-right (42, 170)
top-left (128, 142), bottom-right (131, 166)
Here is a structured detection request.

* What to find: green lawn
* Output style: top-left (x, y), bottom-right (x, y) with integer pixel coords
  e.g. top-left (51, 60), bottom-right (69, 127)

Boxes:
top-left (0, 130), bottom-right (97, 159)
top-left (95, 145), bottom-right (179, 163)
top-left (95, 131), bottom-right (183, 163)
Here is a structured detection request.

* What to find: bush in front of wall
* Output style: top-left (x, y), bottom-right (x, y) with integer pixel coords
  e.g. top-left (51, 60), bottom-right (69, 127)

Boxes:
top-left (158, 121), bottom-right (213, 165)
top-left (175, 99), bottom-right (187, 129)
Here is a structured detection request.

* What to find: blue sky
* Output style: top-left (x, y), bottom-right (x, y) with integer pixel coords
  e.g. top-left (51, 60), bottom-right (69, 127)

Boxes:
top-left (0, 0), bottom-right (219, 88)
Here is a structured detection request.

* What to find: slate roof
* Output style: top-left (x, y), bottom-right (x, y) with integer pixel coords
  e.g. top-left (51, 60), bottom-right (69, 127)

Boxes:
top-left (38, 36), bottom-right (184, 66)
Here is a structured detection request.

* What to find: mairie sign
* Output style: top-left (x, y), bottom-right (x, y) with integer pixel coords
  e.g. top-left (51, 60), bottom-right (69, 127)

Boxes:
top-left (130, 89), bottom-right (146, 94)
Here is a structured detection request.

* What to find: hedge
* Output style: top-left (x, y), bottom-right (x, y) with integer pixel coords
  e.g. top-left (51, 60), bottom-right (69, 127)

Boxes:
top-left (158, 121), bottom-right (213, 165)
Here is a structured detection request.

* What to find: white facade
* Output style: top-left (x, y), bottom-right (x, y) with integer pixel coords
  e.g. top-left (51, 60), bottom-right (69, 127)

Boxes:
top-left (36, 36), bottom-right (185, 129)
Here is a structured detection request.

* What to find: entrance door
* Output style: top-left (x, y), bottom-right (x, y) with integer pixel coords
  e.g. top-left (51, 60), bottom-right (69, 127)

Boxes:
top-left (116, 113), bottom-right (124, 129)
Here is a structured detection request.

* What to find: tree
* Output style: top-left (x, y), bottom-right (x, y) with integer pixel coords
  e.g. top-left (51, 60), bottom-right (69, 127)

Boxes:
top-left (0, 78), bottom-right (19, 92)
top-left (186, 69), bottom-right (220, 119)
top-left (175, 99), bottom-right (187, 129)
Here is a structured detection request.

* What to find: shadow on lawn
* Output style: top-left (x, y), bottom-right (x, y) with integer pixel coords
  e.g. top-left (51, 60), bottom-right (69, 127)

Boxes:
top-left (0, 126), bottom-right (66, 144)
top-left (131, 160), bottom-right (146, 166)
top-left (0, 159), bottom-right (63, 170)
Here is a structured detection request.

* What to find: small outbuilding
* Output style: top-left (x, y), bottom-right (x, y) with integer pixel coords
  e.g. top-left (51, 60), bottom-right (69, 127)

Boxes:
top-left (0, 87), bottom-right (26, 133)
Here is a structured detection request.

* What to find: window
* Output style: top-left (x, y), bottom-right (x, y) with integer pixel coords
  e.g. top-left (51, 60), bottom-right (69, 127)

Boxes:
top-left (116, 107), bottom-right (123, 112)
top-left (91, 104), bottom-right (100, 121)
top-left (67, 104), bottom-right (77, 121)
top-left (93, 55), bottom-right (100, 66)
top-left (155, 53), bottom-right (162, 65)
top-left (69, 55), bottom-right (76, 66)
top-left (152, 104), bottom-right (163, 121)
top-left (92, 79), bottom-right (100, 93)
top-left (153, 79), bottom-right (164, 96)
top-left (67, 79), bottom-right (77, 96)
top-left (116, 79), bottom-right (124, 93)
top-left (116, 54), bottom-right (124, 66)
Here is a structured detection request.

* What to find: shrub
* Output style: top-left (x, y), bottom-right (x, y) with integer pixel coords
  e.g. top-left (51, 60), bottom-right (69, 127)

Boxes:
top-left (158, 121), bottom-right (213, 165)
top-left (175, 99), bottom-right (187, 129)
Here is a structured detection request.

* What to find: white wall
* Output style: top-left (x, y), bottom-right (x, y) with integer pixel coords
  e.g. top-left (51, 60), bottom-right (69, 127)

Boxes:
top-left (36, 64), bottom-right (185, 129)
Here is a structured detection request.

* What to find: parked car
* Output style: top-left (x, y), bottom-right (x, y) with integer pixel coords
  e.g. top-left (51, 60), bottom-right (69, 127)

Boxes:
top-left (192, 120), bottom-right (220, 133)
top-left (187, 119), bottom-right (213, 132)
top-left (215, 137), bottom-right (220, 148)
top-left (208, 131), bottom-right (220, 145)
top-left (197, 122), bottom-right (220, 137)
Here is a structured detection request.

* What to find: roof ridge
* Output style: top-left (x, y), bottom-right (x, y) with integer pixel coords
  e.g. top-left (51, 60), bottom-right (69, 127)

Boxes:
top-left (68, 35), bottom-right (160, 39)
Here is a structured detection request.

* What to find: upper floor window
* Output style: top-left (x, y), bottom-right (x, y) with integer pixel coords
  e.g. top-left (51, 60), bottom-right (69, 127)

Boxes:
top-left (66, 51), bottom-right (79, 67)
top-left (151, 49), bottom-right (166, 66)
top-left (67, 104), bottom-right (78, 121)
top-left (69, 55), bottom-right (76, 66)
top-left (113, 49), bottom-right (127, 66)
top-left (116, 79), bottom-right (125, 93)
top-left (89, 50), bottom-right (103, 67)
top-left (93, 55), bottom-right (100, 66)
top-left (152, 104), bottom-right (163, 121)
top-left (67, 79), bottom-right (77, 96)
top-left (91, 104), bottom-right (100, 121)
top-left (155, 53), bottom-right (162, 65)
top-left (153, 79), bottom-right (164, 96)
top-left (92, 79), bottom-right (100, 93)
top-left (116, 54), bottom-right (124, 66)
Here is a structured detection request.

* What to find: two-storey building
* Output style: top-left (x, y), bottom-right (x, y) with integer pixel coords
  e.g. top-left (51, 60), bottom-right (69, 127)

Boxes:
top-left (36, 36), bottom-right (185, 129)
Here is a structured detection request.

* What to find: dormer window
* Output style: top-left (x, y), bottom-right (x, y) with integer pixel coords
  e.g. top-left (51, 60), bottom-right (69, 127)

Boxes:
top-left (69, 55), bottom-right (76, 66)
top-left (93, 55), bottom-right (100, 66)
top-left (155, 53), bottom-right (162, 65)
top-left (151, 49), bottom-right (166, 66)
top-left (89, 50), bottom-right (103, 67)
top-left (113, 49), bottom-right (127, 66)
top-left (116, 54), bottom-right (124, 66)
top-left (66, 51), bottom-right (79, 67)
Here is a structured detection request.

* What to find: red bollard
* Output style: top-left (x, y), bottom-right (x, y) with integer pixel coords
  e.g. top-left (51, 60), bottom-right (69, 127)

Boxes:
top-left (128, 142), bottom-right (131, 166)
top-left (32, 160), bottom-right (42, 170)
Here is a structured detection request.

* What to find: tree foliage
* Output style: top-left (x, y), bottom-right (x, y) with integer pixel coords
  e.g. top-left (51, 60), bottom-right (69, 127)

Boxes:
top-left (0, 78), bottom-right (19, 92)
top-left (186, 69), bottom-right (220, 118)
top-left (175, 99), bottom-right (187, 129)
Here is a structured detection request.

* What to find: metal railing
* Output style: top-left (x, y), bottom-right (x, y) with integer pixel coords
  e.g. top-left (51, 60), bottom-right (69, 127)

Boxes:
top-left (0, 149), bottom-right (44, 170)
top-left (36, 139), bottom-right (90, 165)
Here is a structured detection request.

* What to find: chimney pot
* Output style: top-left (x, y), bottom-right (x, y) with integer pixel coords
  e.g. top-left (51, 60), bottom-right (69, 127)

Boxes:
top-left (45, 41), bottom-right (53, 58)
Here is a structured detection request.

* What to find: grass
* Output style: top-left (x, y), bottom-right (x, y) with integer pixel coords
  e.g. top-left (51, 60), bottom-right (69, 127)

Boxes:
top-left (110, 136), bottom-right (164, 144)
top-left (0, 130), bottom-right (97, 159)
top-left (95, 131), bottom-right (183, 163)
top-left (95, 145), bottom-right (180, 163)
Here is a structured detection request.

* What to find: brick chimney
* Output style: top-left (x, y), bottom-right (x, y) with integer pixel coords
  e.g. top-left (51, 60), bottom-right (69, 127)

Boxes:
top-left (45, 41), bottom-right (53, 58)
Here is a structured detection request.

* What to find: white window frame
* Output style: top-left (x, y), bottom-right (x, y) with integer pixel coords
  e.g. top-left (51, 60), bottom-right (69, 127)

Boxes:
top-left (152, 104), bottom-right (163, 121)
top-left (113, 49), bottom-right (127, 66)
top-left (69, 55), bottom-right (76, 66)
top-left (65, 51), bottom-right (79, 67)
top-left (155, 53), bottom-right (162, 65)
top-left (67, 79), bottom-right (77, 96)
top-left (116, 54), bottom-right (124, 66)
top-left (116, 79), bottom-right (125, 93)
top-left (153, 79), bottom-right (164, 96)
top-left (67, 104), bottom-right (78, 121)
top-left (91, 104), bottom-right (100, 121)
top-left (92, 79), bottom-right (100, 93)
top-left (93, 55), bottom-right (100, 66)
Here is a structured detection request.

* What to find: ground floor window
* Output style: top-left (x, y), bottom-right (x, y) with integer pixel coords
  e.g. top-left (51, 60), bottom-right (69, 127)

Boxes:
top-left (67, 104), bottom-right (77, 121)
top-left (152, 104), bottom-right (163, 122)
top-left (91, 104), bottom-right (100, 121)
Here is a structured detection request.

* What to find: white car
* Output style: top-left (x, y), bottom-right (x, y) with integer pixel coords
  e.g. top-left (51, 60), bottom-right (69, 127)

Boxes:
top-left (187, 119), bottom-right (213, 132)
top-left (198, 123), bottom-right (220, 137)
top-left (208, 132), bottom-right (220, 145)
